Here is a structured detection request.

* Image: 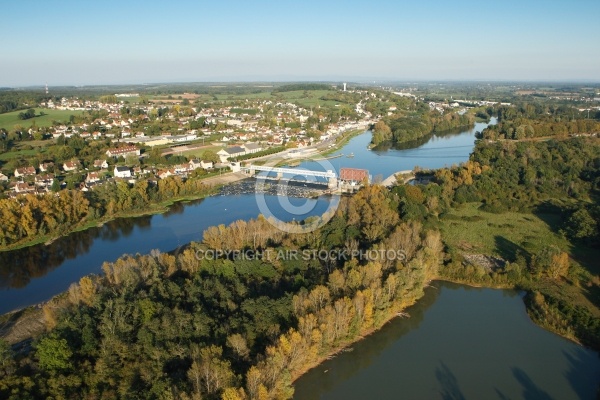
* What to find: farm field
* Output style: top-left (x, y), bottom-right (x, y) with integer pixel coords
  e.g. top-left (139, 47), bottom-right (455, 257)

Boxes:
top-left (0, 108), bottom-right (84, 131)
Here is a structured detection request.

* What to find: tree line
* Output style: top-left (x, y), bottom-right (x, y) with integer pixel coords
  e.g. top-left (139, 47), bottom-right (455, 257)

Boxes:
top-left (0, 175), bottom-right (214, 248)
top-left (372, 107), bottom-right (474, 146)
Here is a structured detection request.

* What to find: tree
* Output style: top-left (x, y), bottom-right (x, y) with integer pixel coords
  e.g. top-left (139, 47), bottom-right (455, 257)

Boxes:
top-left (227, 333), bottom-right (250, 360)
top-left (51, 179), bottom-right (61, 193)
top-left (36, 335), bottom-right (73, 373)
top-left (201, 149), bottom-right (220, 163)
top-left (18, 108), bottom-right (36, 120)
top-left (566, 208), bottom-right (598, 242)
top-left (0, 339), bottom-right (14, 377)
top-left (188, 345), bottom-right (234, 397)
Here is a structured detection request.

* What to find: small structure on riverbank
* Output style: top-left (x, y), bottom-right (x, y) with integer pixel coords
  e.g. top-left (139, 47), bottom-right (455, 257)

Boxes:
top-left (339, 167), bottom-right (370, 192)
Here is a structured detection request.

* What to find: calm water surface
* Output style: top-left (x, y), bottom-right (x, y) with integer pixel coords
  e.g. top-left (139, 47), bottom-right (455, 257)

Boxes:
top-left (0, 194), bottom-right (331, 313)
top-left (293, 282), bottom-right (600, 400)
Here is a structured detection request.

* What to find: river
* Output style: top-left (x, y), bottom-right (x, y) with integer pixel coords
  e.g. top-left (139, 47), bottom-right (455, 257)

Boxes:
top-left (293, 282), bottom-right (600, 400)
top-left (0, 119), bottom-right (495, 314)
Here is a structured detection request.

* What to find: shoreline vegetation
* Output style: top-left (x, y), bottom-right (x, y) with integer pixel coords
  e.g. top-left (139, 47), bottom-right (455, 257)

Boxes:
top-left (0, 176), bottom-right (221, 253)
top-left (370, 105), bottom-right (475, 147)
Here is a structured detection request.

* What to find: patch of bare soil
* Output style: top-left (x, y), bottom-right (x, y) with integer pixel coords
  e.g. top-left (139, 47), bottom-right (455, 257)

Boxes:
top-left (0, 307), bottom-right (46, 345)
top-left (463, 253), bottom-right (506, 272)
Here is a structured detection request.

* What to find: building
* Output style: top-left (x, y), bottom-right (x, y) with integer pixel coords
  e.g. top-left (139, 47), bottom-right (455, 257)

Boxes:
top-left (63, 160), bottom-right (81, 172)
top-left (39, 162), bottom-right (55, 172)
top-left (14, 166), bottom-right (36, 177)
top-left (340, 167), bottom-right (369, 185)
top-left (114, 166), bottom-right (132, 178)
top-left (157, 168), bottom-right (175, 179)
top-left (86, 172), bottom-right (101, 183)
top-left (34, 174), bottom-right (54, 187)
top-left (106, 146), bottom-right (140, 158)
top-left (217, 146), bottom-right (246, 162)
top-left (93, 159), bottom-right (109, 169)
top-left (243, 142), bottom-right (263, 154)
top-left (200, 160), bottom-right (213, 170)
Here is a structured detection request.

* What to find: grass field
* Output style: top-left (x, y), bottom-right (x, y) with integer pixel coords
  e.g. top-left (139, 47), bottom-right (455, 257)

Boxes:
top-left (439, 202), bottom-right (600, 272)
top-left (0, 148), bottom-right (47, 162)
top-left (440, 202), bottom-right (600, 316)
top-left (0, 109), bottom-right (84, 131)
top-left (177, 145), bottom-right (223, 159)
top-left (213, 89), bottom-right (340, 108)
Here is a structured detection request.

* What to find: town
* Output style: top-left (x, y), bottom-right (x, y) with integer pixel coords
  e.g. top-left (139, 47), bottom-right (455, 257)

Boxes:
top-left (0, 85), bottom-right (388, 198)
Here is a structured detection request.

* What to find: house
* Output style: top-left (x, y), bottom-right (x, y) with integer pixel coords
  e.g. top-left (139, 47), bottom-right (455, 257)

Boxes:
top-left (86, 172), bottom-right (101, 183)
top-left (63, 160), bottom-right (80, 172)
top-left (106, 146), bottom-right (140, 158)
top-left (174, 164), bottom-right (189, 174)
top-left (114, 166), bottom-right (132, 178)
top-left (217, 146), bottom-right (246, 162)
top-left (14, 182), bottom-right (35, 194)
top-left (14, 166), bottom-right (36, 177)
top-left (157, 168), bottom-right (175, 179)
top-left (35, 174), bottom-right (54, 187)
top-left (0, 173), bottom-right (8, 182)
top-left (93, 159), bottom-right (109, 169)
top-left (187, 159), bottom-right (203, 171)
top-left (200, 160), bottom-right (213, 170)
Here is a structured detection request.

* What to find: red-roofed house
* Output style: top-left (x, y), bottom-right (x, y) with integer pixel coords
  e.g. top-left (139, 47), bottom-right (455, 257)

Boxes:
top-left (340, 168), bottom-right (369, 184)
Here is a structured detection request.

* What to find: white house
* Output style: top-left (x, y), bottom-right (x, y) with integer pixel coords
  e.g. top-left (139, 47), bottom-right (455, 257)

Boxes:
top-left (157, 168), bottom-right (175, 179)
top-left (86, 172), bottom-right (101, 183)
top-left (114, 166), bottom-right (131, 178)
top-left (63, 160), bottom-right (81, 172)
top-left (39, 162), bottom-right (55, 172)
top-left (93, 159), bottom-right (109, 169)
top-left (34, 174), bottom-right (54, 187)
top-left (200, 160), bottom-right (213, 170)
top-left (14, 166), bottom-right (36, 177)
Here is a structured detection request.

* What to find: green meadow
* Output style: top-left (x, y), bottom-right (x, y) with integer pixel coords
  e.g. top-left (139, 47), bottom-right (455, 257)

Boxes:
top-left (0, 108), bottom-right (84, 131)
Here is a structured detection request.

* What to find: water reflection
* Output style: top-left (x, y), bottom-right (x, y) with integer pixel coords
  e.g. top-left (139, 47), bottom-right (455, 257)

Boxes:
top-left (293, 285), bottom-right (440, 398)
top-left (293, 282), bottom-right (600, 400)
top-left (0, 215), bottom-right (153, 289)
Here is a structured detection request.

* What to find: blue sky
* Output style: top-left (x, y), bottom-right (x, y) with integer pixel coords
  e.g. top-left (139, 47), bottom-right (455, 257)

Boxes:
top-left (2, 0), bottom-right (599, 86)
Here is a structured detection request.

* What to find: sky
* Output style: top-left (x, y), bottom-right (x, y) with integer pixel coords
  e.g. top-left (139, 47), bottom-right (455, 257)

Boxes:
top-left (1, 0), bottom-right (599, 86)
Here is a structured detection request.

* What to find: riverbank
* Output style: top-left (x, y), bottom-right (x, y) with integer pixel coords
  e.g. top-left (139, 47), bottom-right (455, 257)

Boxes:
top-left (317, 128), bottom-right (367, 157)
top-left (0, 171), bottom-right (254, 253)
top-left (290, 293), bottom-right (423, 383)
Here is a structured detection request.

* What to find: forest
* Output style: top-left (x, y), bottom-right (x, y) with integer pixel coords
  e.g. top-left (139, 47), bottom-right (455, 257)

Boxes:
top-left (370, 102), bottom-right (475, 147)
top-left (0, 185), bottom-right (442, 399)
top-left (479, 102), bottom-right (600, 140)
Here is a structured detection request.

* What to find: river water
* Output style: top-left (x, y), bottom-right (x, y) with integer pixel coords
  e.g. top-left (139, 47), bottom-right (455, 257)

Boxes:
top-left (293, 282), bottom-right (600, 399)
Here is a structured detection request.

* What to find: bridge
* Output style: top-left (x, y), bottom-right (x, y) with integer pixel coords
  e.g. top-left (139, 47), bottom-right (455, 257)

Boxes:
top-left (242, 164), bottom-right (338, 188)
